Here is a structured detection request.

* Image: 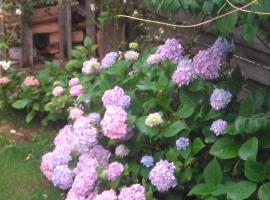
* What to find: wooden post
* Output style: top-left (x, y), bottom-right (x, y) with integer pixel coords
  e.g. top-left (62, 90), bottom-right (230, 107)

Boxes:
top-left (85, 0), bottom-right (96, 44)
top-left (0, 0), bottom-right (6, 76)
top-left (20, 7), bottom-right (34, 68)
top-left (58, 0), bottom-right (72, 61)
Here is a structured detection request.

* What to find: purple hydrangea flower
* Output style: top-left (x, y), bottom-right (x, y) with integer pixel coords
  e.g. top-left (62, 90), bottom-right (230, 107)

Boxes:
top-left (176, 137), bottom-right (189, 150)
top-left (210, 119), bottom-right (227, 136)
top-left (70, 84), bottom-right (84, 97)
top-left (82, 58), bottom-right (101, 75)
top-left (156, 38), bottom-right (184, 64)
top-left (140, 155), bottom-right (154, 168)
top-left (52, 165), bottom-right (74, 190)
top-left (210, 88), bottom-right (232, 111)
top-left (172, 59), bottom-right (195, 87)
top-left (149, 160), bottom-right (177, 192)
top-left (115, 144), bottom-right (129, 158)
top-left (95, 189), bottom-right (117, 200)
top-left (101, 52), bottom-right (118, 69)
top-left (193, 38), bottom-right (234, 80)
top-left (69, 78), bottom-right (80, 87)
top-left (73, 156), bottom-right (98, 175)
top-left (118, 184), bottom-right (146, 200)
top-left (86, 112), bottom-right (101, 124)
top-left (147, 54), bottom-right (161, 65)
top-left (106, 162), bottom-right (124, 181)
top-left (88, 145), bottom-right (111, 167)
top-left (102, 86), bottom-right (131, 109)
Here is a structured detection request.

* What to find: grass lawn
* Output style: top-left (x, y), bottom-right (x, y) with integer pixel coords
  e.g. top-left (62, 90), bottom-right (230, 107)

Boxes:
top-left (0, 111), bottom-right (63, 200)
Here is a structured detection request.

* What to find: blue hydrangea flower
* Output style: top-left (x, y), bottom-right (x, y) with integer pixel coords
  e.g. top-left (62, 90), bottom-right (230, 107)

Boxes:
top-left (140, 155), bottom-right (154, 168)
top-left (176, 137), bottom-right (189, 150)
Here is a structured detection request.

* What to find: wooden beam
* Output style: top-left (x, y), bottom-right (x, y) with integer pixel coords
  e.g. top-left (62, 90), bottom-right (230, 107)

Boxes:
top-left (85, 0), bottom-right (96, 44)
top-left (58, 0), bottom-right (72, 60)
top-left (32, 21), bottom-right (59, 34)
top-left (31, 5), bottom-right (58, 24)
top-left (20, 8), bottom-right (33, 68)
top-left (49, 31), bottom-right (84, 45)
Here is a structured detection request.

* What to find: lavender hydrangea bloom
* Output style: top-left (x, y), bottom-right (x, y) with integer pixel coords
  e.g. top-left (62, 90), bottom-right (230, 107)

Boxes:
top-left (69, 78), bottom-right (80, 87)
top-left (54, 125), bottom-right (75, 153)
top-left (88, 145), bottom-right (111, 167)
top-left (147, 54), bottom-right (161, 65)
top-left (52, 165), bottom-right (74, 190)
top-left (156, 38), bottom-right (184, 64)
top-left (102, 86), bottom-right (131, 109)
top-left (149, 160), bottom-right (177, 192)
top-left (176, 137), bottom-right (189, 150)
top-left (95, 189), bottom-right (117, 200)
top-left (193, 38), bottom-right (234, 80)
top-left (51, 148), bottom-right (72, 166)
top-left (210, 88), bottom-right (232, 111)
top-left (101, 52), bottom-right (118, 69)
top-left (70, 84), bottom-right (84, 97)
top-left (73, 156), bottom-right (98, 175)
top-left (82, 58), bottom-right (101, 75)
top-left (118, 184), bottom-right (146, 200)
top-left (115, 144), bottom-right (129, 158)
top-left (106, 162), bottom-right (124, 181)
top-left (66, 192), bottom-right (87, 200)
top-left (172, 59), bottom-right (195, 87)
top-left (210, 119), bottom-right (227, 136)
top-left (86, 112), bottom-right (101, 124)
top-left (140, 155), bottom-right (154, 168)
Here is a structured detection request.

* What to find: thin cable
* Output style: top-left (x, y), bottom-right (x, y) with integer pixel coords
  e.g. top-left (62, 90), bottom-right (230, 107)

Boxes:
top-left (116, 0), bottom-right (258, 28)
top-left (225, 0), bottom-right (270, 15)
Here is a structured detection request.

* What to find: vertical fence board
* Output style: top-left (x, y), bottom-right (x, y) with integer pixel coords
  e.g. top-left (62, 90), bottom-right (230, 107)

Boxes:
top-left (20, 9), bottom-right (34, 68)
top-left (85, 0), bottom-right (96, 44)
top-left (0, 0), bottom-right (5, 77)
top-left (58, 0), bottom-right (72, 61)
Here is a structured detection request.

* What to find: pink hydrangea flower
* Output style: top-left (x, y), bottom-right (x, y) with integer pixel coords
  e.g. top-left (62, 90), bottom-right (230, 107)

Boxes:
top-left (106, 162), bottom-right (124, 181)
top-left (70, 84), bottom-right (84, 97)
top-left (0, 77), bottom-right (10, 85)
top-left (210, 88), bottom-right (232, 111)
top-left (82, 58), bottom-right (101, 75)
top-left (69, 77), bottom-right (80, 87)
top-left (124, 50), bottom-right (139, 60)
top-left (69, 107), bottom-right (84, 120)
top-left (147, 54), bottom-right (161, 65)
top-left (210, 119), bottom-right (227, 136)
top-left (52, 86), bottom-right (64, 96)
top-left (115, 144), bottom-right (129, 158)
top-left (101, 106), bottom-right (128, 139)
top-left (118, 184), bottom-right (146, 200)
top-left (172, 59), bottom-right (195, 87)
top-left (102, 86), bottom-right (131, 109)
top-left (149, 160), bottom-right (177, 192)
top-left (88, 145), bottom-right (111, 167)
top-left (95, 189), bottom-right (117, 200)
top-left (23, 76), bottom-right (40, 87)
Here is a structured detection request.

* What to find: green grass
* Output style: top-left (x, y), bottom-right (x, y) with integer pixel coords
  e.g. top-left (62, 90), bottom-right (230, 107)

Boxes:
top-left (0, 110), bottom-right (64, 200)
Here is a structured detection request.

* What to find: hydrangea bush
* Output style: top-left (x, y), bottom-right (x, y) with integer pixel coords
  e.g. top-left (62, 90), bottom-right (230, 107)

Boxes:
top-left (2, 37), bottom-right (270, 199)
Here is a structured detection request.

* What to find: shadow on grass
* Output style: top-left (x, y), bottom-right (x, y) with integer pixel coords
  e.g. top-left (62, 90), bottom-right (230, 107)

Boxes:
top-left (0, 110), bottom-right (64, 200)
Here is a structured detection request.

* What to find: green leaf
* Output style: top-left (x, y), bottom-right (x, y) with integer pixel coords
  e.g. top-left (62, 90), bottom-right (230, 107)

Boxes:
top-left (70, 50), bottom-right (83, 59)
top-left (234, 117), bottom-right (247, 134)
top-left (241, 20), bottom-right (258, 43)
top-left (244, 159), bottom-right (265, 182)
top-left (203, 158), bottom-right (223, 189)
top-left (189, 78), bottom-right (204, 92)
top-left (239, 137), bottom-right (258, 160)
top-left (105, 60), bottom-right (128, 77)
top-left (228, 67), bottom-right (243, 96)
top-left (210, 136), bottom-right (241, 159)
top-left (215, 13), bottom-right (238, 35)
top-left (188, 184), bottom-right (211, 196)
top-left (11, 99), bottom-right (31, 109)
top-left (239, 97), bottom-right (256, 117)
top-left (203, 1), bottom-right (214, 14)
top-left (83, 37), bottom-right (92, 47)
top-left (226, 181), bottom-right (257, 200)
top-left (191, 137), bottom-right (206, 154)
top-left (66, 59), bottom-right (82, 70)
top-left (26, 110), bottom-right (36, 123)
top-left (258, 183), bottom-right (270, 200)
top-left (175, 104), bottom-right (194, 119)
top-left (164, 120), bottom-right (189, 138)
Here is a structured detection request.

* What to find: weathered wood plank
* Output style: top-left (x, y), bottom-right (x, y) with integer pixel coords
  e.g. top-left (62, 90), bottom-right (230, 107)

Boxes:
top-left (32, 21), bottom-right (59, 34)
top-left (32, 5), bottom-right (58, 24)
top-left (0, 0), bottom-right (6, 77)
top-left (85, 0), bottom-right (96, 44)
top-left (49, 31), bottom-right (84, 45)
top-left (20, 8), bottom-right (33, 68)
top-left (58, 0), bottom-right (72, 60)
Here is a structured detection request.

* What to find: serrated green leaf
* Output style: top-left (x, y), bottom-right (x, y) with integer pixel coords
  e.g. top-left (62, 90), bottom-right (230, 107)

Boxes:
top-left (239, 137), bottom-right (258, 160)
top-left (203, 158), bottom-right (223, 189)
top-left (258, 183), bottom-right (270, 200)
top-left (164, 120), bottom-right (189, 137)
top-left (226, 181), bottom-right (257, 200)
top-left (244, 159), bottom-right (265, 182)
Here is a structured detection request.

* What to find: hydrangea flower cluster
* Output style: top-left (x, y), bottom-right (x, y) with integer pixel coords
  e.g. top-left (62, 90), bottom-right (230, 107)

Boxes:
top-left (118, 184), bottom-right (146, 200)
top-left (101, 52), bottom-right (118, 69)
top-left (210, 88), bottom-right (232, 111)
top-left (140, 155), bottom-right (154, 168)
top-left (147, 54), bottom-right (161, 65)
top-left (82, 58), bottom-right (101, 75)
top-left (115, 144), bottom-right (129, 158)
top-left (105, 162), bottom-right (124, 181)
top-left (176, 137), bottom-right (189, 150)
top-left (172, 59), bottom-right (195, 87)
top-left (193, 38), bottom-right (234, 80)
top-left (69, 77), bottom-right (80, 87)
top-left (145, 112), bottom-right (163, 127)
top-left (23, 76), bottom-right (40, 87)
top-left (52, 165), bottom-right (74, 190)
top-left (69, 107), bottom-right (84, 120)
top-left (100, 105), bottom-right (128, 139)
top-left (156, 38), bottom-right (184, 63)
top-left (149, 160), bottom-right (177, 192)
top-left (95, 189), bottom-right (117, 200)
top-left (70, 84), bottom-right (84, 97)
top-left (124, 50), bottom-right (139, 60)
top-left (52, 86), bottom-right (64, 97)
top-left (210, 119), bottom-right (227, 136)
top-left (102, 86), bottom-right (131, 109)
top-left (0, 77), bottom-right (10, 85)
